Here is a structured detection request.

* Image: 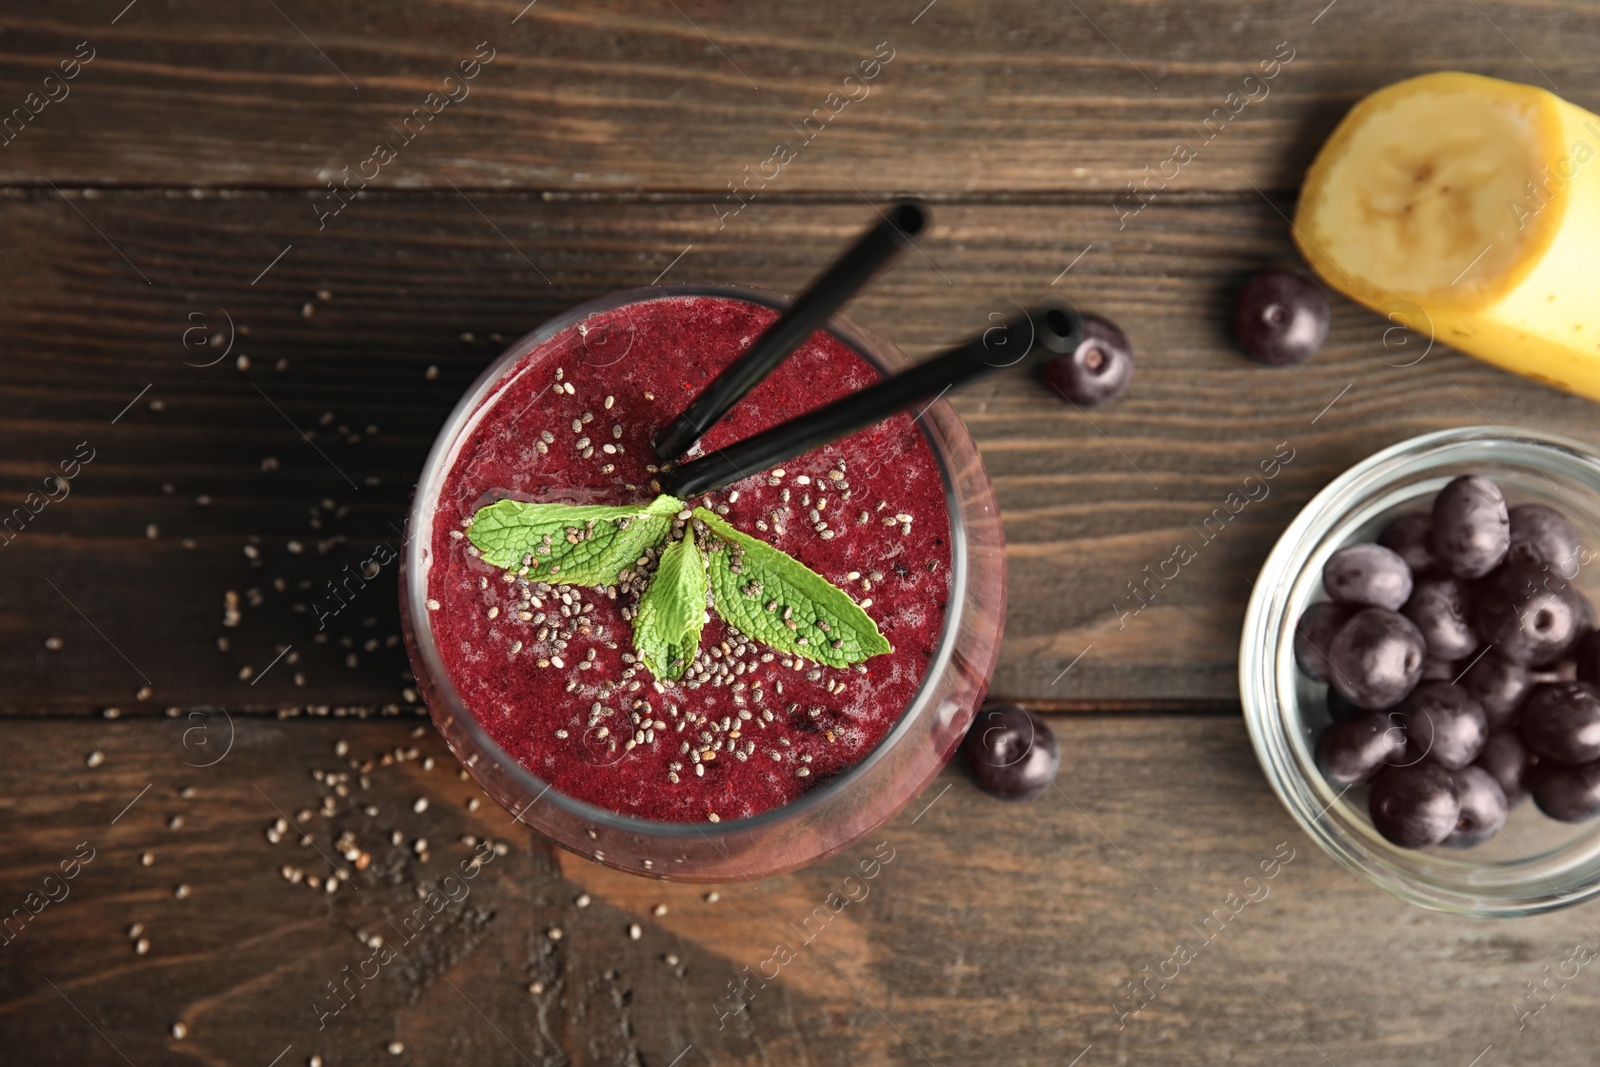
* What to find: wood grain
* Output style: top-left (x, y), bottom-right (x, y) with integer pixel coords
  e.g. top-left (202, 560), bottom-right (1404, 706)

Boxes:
top-left (1, 713), bottom-right (1595, 1066)
top-left (3, 193), bottom-right (1597, 713)
top-left (0, 1), bottom-right (1595, 193)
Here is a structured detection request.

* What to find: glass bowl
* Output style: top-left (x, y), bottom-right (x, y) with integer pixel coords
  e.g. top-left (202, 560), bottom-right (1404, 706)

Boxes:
top-left (400, 285), bottom-right (1006, 882)
top-left (1242, 426), bottom-right (1600, 916)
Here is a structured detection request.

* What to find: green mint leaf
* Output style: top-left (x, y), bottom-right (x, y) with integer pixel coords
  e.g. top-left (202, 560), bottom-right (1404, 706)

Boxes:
top-left (466, 494), bottom-right (684, 587)
top-left (693, 507), bottom-right (891, 669)
top-left (632, 533), bottom-right (708, 681)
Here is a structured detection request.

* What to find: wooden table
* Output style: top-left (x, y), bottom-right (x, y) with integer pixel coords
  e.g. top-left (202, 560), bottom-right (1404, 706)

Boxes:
top-left (4, 2), bottom-right (1599, 1063)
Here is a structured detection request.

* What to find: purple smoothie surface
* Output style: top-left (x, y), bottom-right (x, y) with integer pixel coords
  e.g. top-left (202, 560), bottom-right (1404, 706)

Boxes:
top-left (425, 294), bottom-right (954, 822)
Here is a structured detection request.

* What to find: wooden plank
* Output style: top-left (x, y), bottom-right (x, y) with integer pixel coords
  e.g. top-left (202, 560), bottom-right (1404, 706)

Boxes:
top-left (0, 713), bottom-right (1594, 1066)
top-left (0, 1), bottom-right (1595, 193)
top-left (3, 193), bottom-right (1597, 712)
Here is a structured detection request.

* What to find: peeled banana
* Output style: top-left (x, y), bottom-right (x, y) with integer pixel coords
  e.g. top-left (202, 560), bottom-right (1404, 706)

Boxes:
top-left (1294, 72), bottom-right (1600, 399)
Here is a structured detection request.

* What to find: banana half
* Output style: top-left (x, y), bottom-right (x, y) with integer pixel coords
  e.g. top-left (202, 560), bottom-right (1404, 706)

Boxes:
top-left (1294, 72), bottom-right (1600, 398)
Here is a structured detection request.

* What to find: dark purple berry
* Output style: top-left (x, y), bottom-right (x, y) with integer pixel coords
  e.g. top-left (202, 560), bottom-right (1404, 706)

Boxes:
top-left (1323, 543), bottom-right (1413, 611)
top-left (1327, 608), bottom-right (1426, 710)
top-left (1400, 682), bottom-right (1488, 769)
top-left (1474, 562), bottom-right (1586, 667)
top-left (1507, 503), bottom-right (1582, 579)
top-left (1442, 765), bottom-right (1510, 847)
top-left (1369, 761), bottom-right (1462, 848)
top-left (1316, 713), bottom-right (1406, 786)
top-left (963, 704), bottom-right (1059, 801)
top-left (1294, 602), bottom-right (1349, 682)
top-left (1518, 682), bottom-right (1600, 766)
top-left (1528, 759), bottom-right (1600, 822)
top-left (1460, 650), bottom-right (1530, 730)
top-left (1401, 576), bottom-right (1476, 661)
top-left (1379, 511), bottom-right (1436, 575)
top-left (1475, 731), bottom-right (1532, 807)
top-left (1431, 476), bottom-right (1509, 579)
top-left (1535, 660), bottom-right (1579, 683)
top-left (1040, 314), bottom-right (1134, 406)
top-left (1577, 591), bottom-right (1596, 631)
top-left (1232, 269), bottom-right (1330, 366)
top-left (1576, 630), bottom-right (1600, 688)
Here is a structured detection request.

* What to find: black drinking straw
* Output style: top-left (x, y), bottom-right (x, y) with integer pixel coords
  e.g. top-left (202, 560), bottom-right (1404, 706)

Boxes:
top-left (660, 305), bottom-right (1082, 499)
top-left (652, 199), bottom-right (928, 461)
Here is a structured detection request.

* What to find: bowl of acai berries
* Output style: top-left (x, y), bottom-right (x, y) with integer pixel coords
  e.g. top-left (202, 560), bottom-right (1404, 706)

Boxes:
top-left (1241, 426), bottom-right (1600, 916)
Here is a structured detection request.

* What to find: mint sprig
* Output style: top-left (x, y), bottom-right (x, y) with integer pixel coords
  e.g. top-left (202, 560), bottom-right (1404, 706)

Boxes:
top-left (465, 492), bottom-right (891, 680)
top-left (693, 508), bottom-right (891, 669)
top-left (466, 494), bottom-right (684, 586)
top-left (632, 532), bottom-right (708, 681)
